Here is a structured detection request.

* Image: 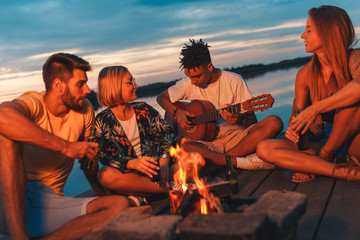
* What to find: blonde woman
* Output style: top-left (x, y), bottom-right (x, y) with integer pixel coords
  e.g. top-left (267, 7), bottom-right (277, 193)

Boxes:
top-left (94, 66), bottom-right (175, 205)
top-left (257, 5), bottom-right (360, 182)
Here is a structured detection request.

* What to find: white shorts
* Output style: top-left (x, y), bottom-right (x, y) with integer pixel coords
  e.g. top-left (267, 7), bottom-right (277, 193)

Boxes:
top-left (0, 182), bottom-right (95, 238)
top-left (201, 124), bottom-right (255, 153)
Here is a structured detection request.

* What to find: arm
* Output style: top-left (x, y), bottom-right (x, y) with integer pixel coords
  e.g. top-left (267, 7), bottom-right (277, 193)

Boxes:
top-left (157, 90), bottom-right (194, 130)
top-left (292, 80), bottom-right (360, 133)
top-left (285, 68), bottom-right (311, 143)
top-left (0, 101), bottom-right (97, 159)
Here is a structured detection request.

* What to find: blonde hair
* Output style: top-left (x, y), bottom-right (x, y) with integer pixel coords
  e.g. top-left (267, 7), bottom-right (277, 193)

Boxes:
top-left (97, 66), bottom-right (129, 106)
top-left (307, 5), bottom-right (356, 103)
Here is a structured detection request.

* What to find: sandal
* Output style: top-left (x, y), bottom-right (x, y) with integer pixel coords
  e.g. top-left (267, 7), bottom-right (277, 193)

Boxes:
top-left (291, 172), bottom-right (316, 183)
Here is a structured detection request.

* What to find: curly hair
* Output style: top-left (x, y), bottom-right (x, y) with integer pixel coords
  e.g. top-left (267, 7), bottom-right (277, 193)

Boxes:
top-left (179, 39), bottom-right (212, 70)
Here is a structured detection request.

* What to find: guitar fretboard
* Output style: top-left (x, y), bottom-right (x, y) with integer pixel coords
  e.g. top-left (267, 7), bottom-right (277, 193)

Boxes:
top-left (193, 103), bottom-right (242, 125)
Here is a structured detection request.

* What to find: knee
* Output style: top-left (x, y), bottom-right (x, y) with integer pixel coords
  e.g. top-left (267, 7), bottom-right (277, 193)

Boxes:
top-left (98, 166), bottom-right (122, 189)
top-left (256, 140), bottom-right (276, 163)
top-left (263, 115), bottom-right (283, 136)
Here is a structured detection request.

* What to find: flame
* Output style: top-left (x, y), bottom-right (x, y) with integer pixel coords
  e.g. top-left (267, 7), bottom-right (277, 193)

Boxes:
top-left (169, 144), bottom-right (219, 215)
top-left (200, 198), bottom-right (208, 214)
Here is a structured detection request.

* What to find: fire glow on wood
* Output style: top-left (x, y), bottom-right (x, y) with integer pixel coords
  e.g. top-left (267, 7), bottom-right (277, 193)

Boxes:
top-left (169, 145), bottom-right (222, 215)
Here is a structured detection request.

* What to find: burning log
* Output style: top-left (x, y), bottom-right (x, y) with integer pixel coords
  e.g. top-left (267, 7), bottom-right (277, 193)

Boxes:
top-left (169, 144), bottom-right (224, 216)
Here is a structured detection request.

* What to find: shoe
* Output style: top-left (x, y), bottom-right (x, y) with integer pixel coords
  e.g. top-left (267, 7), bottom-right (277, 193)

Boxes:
top-left (332, 157), bottom-right (360, 182)
top-left (128, 195), bottom-right (148, 207)
top-left (291, 172), bottom-right (316, 183)
top-left (237, 153), bottom-right (276, 170)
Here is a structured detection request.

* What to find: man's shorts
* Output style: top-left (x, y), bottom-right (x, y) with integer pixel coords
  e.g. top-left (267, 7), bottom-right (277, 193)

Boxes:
top-left (0, 181), bottom-right (95, 238)
top-left (199, 123), bottom-right (255, 153)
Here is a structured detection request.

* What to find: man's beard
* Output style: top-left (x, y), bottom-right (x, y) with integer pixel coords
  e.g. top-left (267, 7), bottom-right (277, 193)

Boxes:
top-left (61, 86), bottom-right (84, 111)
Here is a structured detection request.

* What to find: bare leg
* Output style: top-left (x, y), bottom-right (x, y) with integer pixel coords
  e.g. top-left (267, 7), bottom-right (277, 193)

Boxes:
top-left (321, 105), bottom-right (360, 158)
top-left (98, 166), bottom-right (166, 196)
top-left (42, 195), bottom-right (129, 240)
top-left (182, 115), bottom-right (283, 167)
top-left (349, 132), bottom-right (360, 159)
top-left (257, 138), bottom-right (360, 181)
top-left (227, 115), bottom-right (283, 156)
top-left (0, 135), bottom-right (28, 239)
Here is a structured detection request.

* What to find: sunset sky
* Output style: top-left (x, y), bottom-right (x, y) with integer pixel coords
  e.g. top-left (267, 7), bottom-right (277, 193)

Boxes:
top-left (1, 0), bottom-right (359, 102)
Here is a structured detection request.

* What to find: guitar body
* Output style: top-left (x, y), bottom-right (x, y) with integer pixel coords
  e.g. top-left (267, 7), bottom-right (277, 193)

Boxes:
top-left (165, 94), bottom-right (274, 142)
top-left (165, 100), bottom-right (217, 141)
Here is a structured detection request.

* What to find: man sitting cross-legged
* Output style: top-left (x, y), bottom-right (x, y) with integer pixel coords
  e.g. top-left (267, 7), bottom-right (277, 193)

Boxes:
top-left (157, 39), bottom-right (283, 169)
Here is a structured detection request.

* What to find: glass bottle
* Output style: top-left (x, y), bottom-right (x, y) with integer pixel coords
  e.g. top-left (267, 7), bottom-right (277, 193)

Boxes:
top-left (80, 127), bottom-right (97, 171)
top-left (293, 110), bottom-right (310, 150)
top-left (150, 141), bottom-right (161, 182)
top-left (225, 155), bottom-right (239, 194)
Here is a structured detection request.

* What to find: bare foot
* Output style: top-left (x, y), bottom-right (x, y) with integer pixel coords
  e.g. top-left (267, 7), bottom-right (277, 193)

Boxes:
top-left (292, 172), bottom-right (316, 183)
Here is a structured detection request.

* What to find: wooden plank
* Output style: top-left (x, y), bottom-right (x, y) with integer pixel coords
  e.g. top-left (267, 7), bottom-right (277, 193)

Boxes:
top-left (295, 176), bottom-right (335, 240)
top-left (315, 179), bottom-right (360, 240)
top-left (250, 168), bottom-right (297, 197)
top-left (234, 169), bottom-right (273, 198)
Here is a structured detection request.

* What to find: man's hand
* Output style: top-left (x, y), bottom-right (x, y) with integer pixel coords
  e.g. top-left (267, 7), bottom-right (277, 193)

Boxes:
top-left (176, 108), bottom-right (195, 130)
top-left (219, 109), bottom-right (244, 125)
top-left (127, 156), bottom-right (159, 178)
top-left (61, 141), bottom-right (99, 159)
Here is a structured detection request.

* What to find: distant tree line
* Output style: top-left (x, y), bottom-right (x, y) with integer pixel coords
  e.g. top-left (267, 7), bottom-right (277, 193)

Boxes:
top-left (87, 56), bottom-right (312, 110)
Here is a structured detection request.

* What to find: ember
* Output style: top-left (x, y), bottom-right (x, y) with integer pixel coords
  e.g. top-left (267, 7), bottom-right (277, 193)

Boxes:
top-left (169, 145), bottom-right (223, 216)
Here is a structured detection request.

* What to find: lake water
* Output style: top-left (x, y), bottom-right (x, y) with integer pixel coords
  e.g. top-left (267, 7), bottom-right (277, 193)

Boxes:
top-left (64, 67), bottom-right (299, 197)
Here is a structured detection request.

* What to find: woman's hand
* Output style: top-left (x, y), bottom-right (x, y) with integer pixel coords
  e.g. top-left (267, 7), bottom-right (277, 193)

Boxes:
top-left (127, 156), bottom-right (159, 178)
top-left (159, 157), bottom-right (170, 185)
top-left (285, 124), bottom-right (300, 144)
top-left (291, 104), bottom-right (320, 134)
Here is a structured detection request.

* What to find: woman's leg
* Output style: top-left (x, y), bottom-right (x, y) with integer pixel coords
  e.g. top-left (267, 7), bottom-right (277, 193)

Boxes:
top-left (257, 138), bottom-right (360, 181)
top-left (98, 166), bottom-right (166, 196)
top-left (321, 105), bottom-right (360, 159)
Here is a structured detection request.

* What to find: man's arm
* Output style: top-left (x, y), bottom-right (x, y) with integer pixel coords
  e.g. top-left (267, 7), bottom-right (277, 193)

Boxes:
top-left (0, 101), bottom-right (97, 159)
top-left (157, 90), bottom-right (194, 130)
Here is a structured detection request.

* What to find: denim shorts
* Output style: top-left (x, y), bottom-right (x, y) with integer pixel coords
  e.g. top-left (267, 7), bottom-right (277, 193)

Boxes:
top-left (0, 181), bottom-right (95, 238)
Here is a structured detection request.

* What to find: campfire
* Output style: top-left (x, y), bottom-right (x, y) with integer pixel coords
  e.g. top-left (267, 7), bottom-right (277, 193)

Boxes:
top-left (169, 145), bottom-right (223, 216)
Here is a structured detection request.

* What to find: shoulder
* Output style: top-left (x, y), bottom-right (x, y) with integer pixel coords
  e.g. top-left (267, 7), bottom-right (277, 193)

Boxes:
top-left (221, 70), bottom-right (245, 81)
top-left (14, 91), bottom-right (45, 117)
top-left (349, 49), bottom-right (360, 81)
top-left (296, 63), bottom-right (311, 81)
top-left (132, 101), bottom-right (158, 115)
top-left (95, 107), bottom-right (113, 121)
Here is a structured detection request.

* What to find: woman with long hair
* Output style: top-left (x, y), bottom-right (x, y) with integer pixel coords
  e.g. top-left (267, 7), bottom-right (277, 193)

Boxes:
top-left (93, 66), bottom-right (175, 205)
top-left (257, 5), bottom-right (360, 182)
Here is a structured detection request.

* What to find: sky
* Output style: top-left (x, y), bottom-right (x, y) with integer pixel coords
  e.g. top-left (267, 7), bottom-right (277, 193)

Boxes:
top-left (1, 0), bottom-right (360, 103)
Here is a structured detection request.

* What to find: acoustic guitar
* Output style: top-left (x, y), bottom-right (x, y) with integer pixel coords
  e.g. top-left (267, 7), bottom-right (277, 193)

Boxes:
top-left (165, 94), bottom-right (274, 141)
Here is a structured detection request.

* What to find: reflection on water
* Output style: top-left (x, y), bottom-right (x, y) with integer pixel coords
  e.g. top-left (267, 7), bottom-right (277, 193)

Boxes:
top-left (64, 68), bottom-right (299, 196)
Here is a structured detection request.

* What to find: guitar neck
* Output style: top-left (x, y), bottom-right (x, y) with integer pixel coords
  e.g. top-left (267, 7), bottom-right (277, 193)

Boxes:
top-left (193, 103), bottom-right (242, 125)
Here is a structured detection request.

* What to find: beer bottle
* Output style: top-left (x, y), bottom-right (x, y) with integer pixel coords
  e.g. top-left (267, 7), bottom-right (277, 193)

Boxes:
top-left (293, 110), bottom-right (310, 150)
top-left (80, 127), bottom-right (97, 171)
top-left (225, 155), bottom-right (239, 194)
top-left (150, 141), bottom-right (161, 182)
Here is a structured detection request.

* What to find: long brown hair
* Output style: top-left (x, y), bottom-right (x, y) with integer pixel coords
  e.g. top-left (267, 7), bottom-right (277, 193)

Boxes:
top-left (307, 5), bottom-right (356, 102)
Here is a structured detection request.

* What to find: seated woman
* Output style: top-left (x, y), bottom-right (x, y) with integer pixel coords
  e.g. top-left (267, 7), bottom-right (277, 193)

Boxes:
top-left (94, 66), bottom-right (175, 205)
top-left (257, 5), bottom-right (360, 182)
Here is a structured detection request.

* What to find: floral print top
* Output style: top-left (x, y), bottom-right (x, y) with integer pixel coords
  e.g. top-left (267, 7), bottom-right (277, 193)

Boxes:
top-left (95, 102), bottom-right (175, 173)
